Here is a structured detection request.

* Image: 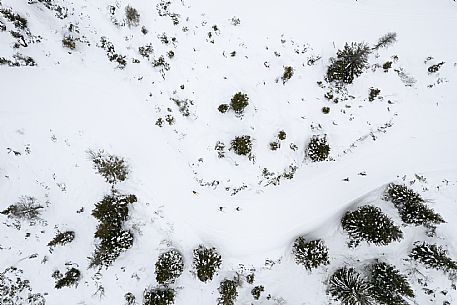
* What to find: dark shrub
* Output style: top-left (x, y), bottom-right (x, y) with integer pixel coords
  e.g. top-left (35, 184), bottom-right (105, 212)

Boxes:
top-left (0, 8), bottom-right (28, 30)
top-left (368, 262), bottom-right (414, 305)
top-left (373, 32), bottom-right (397, 50)
top-left (292, 237), bottom-right (329, 270)
top-left (54, 268), bottom-right (81, 289)
top-left (125, 6), bottom-right (140, 27)
top-left (143, 287), bottom-right (175, 305)
top-left (230, 92), bottom-right (249, 115)
top-left (48, 230), bottom-right (75, 248)
top-left (125, 292), bottom-right (136, 305)
top-left (155, 249), bottom-right (184, 284)
top-left (192, 245), bottom-right (222, 282)
top-left (328, 267), bottom-right (373, 305)
top-left (385, 184), bottom-right (444, 228)
top-left (322, 106), bottom-right (330, 114)
top-left (327, 42), bottom-right (370, 84)
top-left (1, 196), bottom-right (43, 220)
top-left (218, 279), bottom-right (238, 305)
top-left (342, 205), bottom-right (403, 247)
top-left (307, 135), bottom-right (330, 162)
top-left (410, 242), bottom-right (457, 272)
top-left (62, 36), bottom-right (76, 50)
top-left (251, 285), bottom-right (264, 300)
top-left (278, 130), bottom-right (286, 140)
top-left (368, 88), bottom-right (380, 102)
top-left (269, 141), bottom-right (280, 151)
top-left (218, 104), bottom-right (229, 113)
top-left (230, 135), bottom-right (252, 156)
top-left (88, 149), bottom-right (130, 184)
top-left (281, 66), bottom-right (294, 84)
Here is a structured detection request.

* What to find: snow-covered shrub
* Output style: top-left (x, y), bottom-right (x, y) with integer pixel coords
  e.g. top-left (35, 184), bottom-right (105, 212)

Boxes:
top-left (218, 104), bottom-right (229, 113)
top-left (48, 230), bottom-right (75, 248)
top-left (0, 266), bottom-right (46, 305)
top-left (428, 62), bottom-right (444, 74)
top-left (125, 6), bottom-right (140, 27)
top-left (409, 242), bottom-right (457, 272)
top-left (192, 245), bottom-right (222, 282)
top-left (155, 249), bottom-right (184, 284)
top-left (341, 205), bottom-right (403, 247)
top-left (62, 36), bottom-right (75, 50)
top-left (218, 279), bottom-right (238, 305)
top-left (172, 98), bottom-right (192, 117)
top-left (0, 8), bottom-right (28, 30)
top-left (90, 191), bottom-right (137, 268)
top-left (278, 130), bottom-right (287, 140)
top-left (230, 92), bottom-right (249, 115)
top-left (88, 149), bottom-right (130, 184)
top-left (143, 287), bottom-right (175, 305)
top-left (322, 106), bottom-right (330, 114)
top-left (307, 135), bottom-right (330, 162)
top-left (1, 196), bottom-right (43, 220)
top-left (368, 262), bottom-right (414, 305)
top-left (281, 66), bottom-right (294, 84)
top-left (215, 141), bottom-right (226, 158)
top-left (269, 141), bottom-right (280, 151)
top-left (230, 135), bottom-right (252, 156)
top-left (125, 292), bottom-right (136, 305)
top-left (368, 88), bottom-right (380, 102)
top-left (292, 237), bottom-right (329, 270)
top-left (383, 61), bottom-right (392, 72)
top-left (328, 267), bottom-right (373, 305)
top-left (53, 268), bottom-right (81, 289)
top-left (327, 42), bottom-right (370, 84)
top-left (385, 184), bottom-right (444, 228)
top-left (373, 32), bottom-right (397, 50)
top-left (251, 285), bottom-right (264, 300)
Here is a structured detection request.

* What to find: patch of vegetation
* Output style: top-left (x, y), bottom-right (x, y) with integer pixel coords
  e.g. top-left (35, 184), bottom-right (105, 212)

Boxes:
top-left (53, 267), bottom-right (81, 289)
top-left (281, 66), bottom-right (294, 84)
top-left (251, 285), bottom-right (264, 300)
top-left (341, 205), bottom-right (403, 247)
top-left (269, 141), bottom-right (280, 151)
top-left (322, 106), bottom-right (330, 114)
top-left (98, 37), bottom-right (127, 69)
top-left (307, 135), bottom-right (330, 162)
top-left (138, 44), bottom-right (153, 59)
top-left (327, 42), bottom-right (371, 84)
top-left (428, 62), bottom-right (444, 74)
top-left (292, 237), bottom-right (329, 270)
top-left (0, 53), bottom-right (36, 67)
top-left (62, 36), bottom-right (76, 50)
top-left (218, 104), bottom-right (229, 113)
top-left (172, 98), bottom-right (192, 117)
top-left (1, 196), bottom-right (43, 221)
top-left (143, 287), bottom-right (175, 305)
top-left (328, 266), bottom-right (373, 305)
top-left (368, 88), bottom-right (381, 102)
top-left (0, 8), bottom-right (28, 30)
top-left (230, 92), bottom-right (249, 115)
top-left (385, 184), bottom-right (444, 228)
top-left (215, 141), bottom-right (226, 158)
top-left (383, 61), bottom-right (392, 72)
top-left (368, 262), bottom-right (414, 305)
top-left (193, 245), bottom-right (222, 282)
top-left (246, 273), bottom-right (255, 284)
top-left (48, 230), bottom-right (75, 248)
top-left (373, 32), bottom-right (397, 50)
top-left (88, 149), bottom-right (129, 184)
top-left (125, 5), bottom-right (140, 27)
top-left (230, 135), bottom-right (253, 157)
top-left (90, 191), bottom-right (137, 268)
top-left (155, 249), bottom-right (184, 285)
top-left (218, 279), bottom-right (238, 305)
top-left (0, 266), bottom-right (46, 305)
top-left (125, 292), bottom-right (136, 305)
top-left (278, 130), bottom-right (286, 140)
top-left (410, 242), bottom-right (457, 272)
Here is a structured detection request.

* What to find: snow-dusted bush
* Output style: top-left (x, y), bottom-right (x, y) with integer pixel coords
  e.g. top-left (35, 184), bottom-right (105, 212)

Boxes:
top-left (230, 135), bottom-right (252, 156)
top-left (88, 149), bottom-right (130, 184)
top-left (251, 285), bottom-right (264, 300)
top-left (328, 266), bottom-right (373, 305)
top-left (341, 205), bottom-right (403, 247)
top-left (409, 242), bottom-right (457, 272)
top-left (218, 279), bottom-right (238, 305)
top-left (125, 5), bottom-right (140, 27)
top-left (368, 262), bottom-right (414, 305)
top-left (192, 245), bottom-right (222, 282)
top-left (278, 130), bottom-right (287, 140)
top-left (327, 42), bottom-right (370, 84)
top-left (385, 184), bottom-right (444, 228)
top-left (155, 249), bottom-right (184, 284)
top-left (90, 191), bottom-right (137, 268)
top-left (281, 66), bottom-right (294, 84)
top-left (368, 88), bottom-right (380, 102)
top-left (218, 104), bottom-right (229, 113)
top-left (1, 196), bottom-right (43, 220)
top-left (143, 287), bottom-right (175, 305)
top-left (373, 32), bottom-right (397, 50)
top-left (307, 135), bottom-right (330, 162)
top-left (292, 237), bottom-right (329, 270)
top-left (0, 8), bottom-right (28, 30)
top-left (0, 266), bottom-right (46, 305)
top-left (230, 92), bottom-right (249, 115)
top-left (53, 268), bottom-right (81, 289)
top-left (48, 230), bottom-right (75, 248)
top-left (125, 292), bottom-right (136, 305)
top-left (62, 36), bottom-right (75, 50)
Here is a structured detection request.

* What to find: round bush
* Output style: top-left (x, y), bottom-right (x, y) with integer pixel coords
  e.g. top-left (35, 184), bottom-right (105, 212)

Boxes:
top-left (292, 237), bottom-right (329, 270)
top-left (155, 249), bottom-right (184, 284)
top-left (307, 135), bottom-right (330, 162)
top-left (143, 287), bottom-right (175, 305)
top-left (192, 245), bottom-right (222, 282)
top-left (230, 92), bottom-right (249, 115)
top-left (218, 279), bottom-right (238, 305)
top-left (328, 266), bottom-right (373, 305)
top-left (230, 135), bottom-right (252, 156)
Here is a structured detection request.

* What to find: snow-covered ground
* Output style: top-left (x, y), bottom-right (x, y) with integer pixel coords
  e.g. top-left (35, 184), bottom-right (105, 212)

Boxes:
top-left (1, 0), bottom-right (457, 304)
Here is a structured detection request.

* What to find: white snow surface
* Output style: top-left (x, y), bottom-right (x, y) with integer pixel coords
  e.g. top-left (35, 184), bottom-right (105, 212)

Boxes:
top-left (1, 0), bottom-right (457, 304)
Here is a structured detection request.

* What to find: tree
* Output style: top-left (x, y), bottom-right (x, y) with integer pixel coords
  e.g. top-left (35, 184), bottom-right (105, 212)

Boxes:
top-left (218, 279), bottom-right (238, 305)
top-left (328, 267), bottom-right (373, 305)
top-left (143, 287), bottom-right (175, 305)
top-left (230, 92), bottom-right (249, 115)
top-left (192, 245), bottom-right (222, 282)
top-left (230, 135), bottom-right (252, 156)
top-left (410, 242), bottom-right (457, 272)
top-left (155, 249), bottom-right (184, 284)
top-left (307, 135), bottom-right (330, 162)
top-left (327, 42), bottom-right (371, 84)
top-left (292, 237), bottom-right (329, 270)
top-left (341, 205), bottom-right (403, 247)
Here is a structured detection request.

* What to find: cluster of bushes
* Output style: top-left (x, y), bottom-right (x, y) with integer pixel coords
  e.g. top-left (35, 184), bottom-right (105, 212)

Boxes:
top-left (143, 287), bottom-right (175, 305)
top-left (410, 242), bottom-right (457, 273)
top-left (292, 237), bottom-right (329, 270)
top-left (269, 130), bottom-right (286, 151)
top-left (52, 267), bottom-right (81, 289)
top-left (193, 245), bottom-right (222, 282)
top-left (0, 8), bottom-right (28, 30)
top-left (341, 205), bottom-right (403, 247)
top-left (88, 149), bottom-right (130, 184)
top-left (48, 230), bottom-right (75, 249)
top-left (125, 5), bottom-right (140, 27)
top-left (384, 184), bottom-right (444, 228)
top-left (98, 37), bottom-right (127, 69)
top-left (218, 92), bottom-right (249, 116)
top-left (0, 53), bottom-right (36, 66)
top-left (0, 266), bottom-right (46, 305)
top-left (307, 135), bottom-right (330, 162)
